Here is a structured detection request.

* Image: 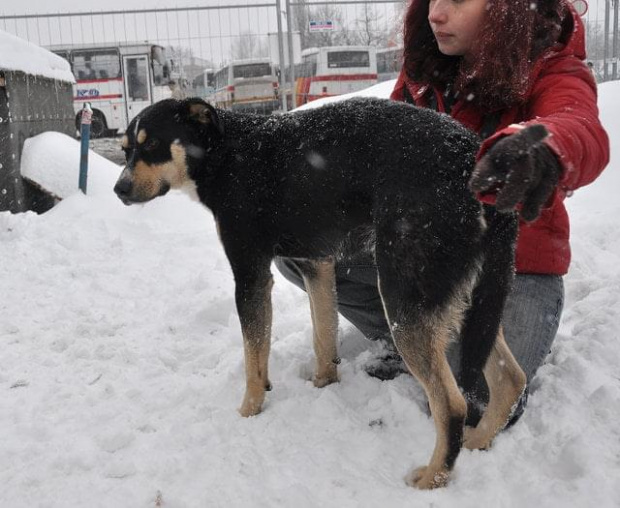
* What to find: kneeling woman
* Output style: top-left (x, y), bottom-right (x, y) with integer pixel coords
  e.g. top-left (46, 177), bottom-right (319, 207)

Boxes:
top-left (277, 0), bottom-right (609, 425)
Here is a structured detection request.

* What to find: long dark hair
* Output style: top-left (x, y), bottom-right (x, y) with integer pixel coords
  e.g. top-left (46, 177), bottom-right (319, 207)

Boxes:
top-left (403, 0), bottom-right (567, 111)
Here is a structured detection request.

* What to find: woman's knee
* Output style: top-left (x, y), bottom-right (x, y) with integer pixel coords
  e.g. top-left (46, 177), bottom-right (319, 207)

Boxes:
top-left (502, 274), bottom-right (564, 381)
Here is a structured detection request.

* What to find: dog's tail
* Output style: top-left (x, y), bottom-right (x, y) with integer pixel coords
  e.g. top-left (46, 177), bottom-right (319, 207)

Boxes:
top-left (458, 206), bottom-right (518, 419)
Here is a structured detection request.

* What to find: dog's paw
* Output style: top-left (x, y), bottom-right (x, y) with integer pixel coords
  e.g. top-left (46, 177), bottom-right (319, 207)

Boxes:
top-left (313, 374), bottom-right (338, 388)
top-left (313, 364), bottom-right (338, 388)
top-left (238, 390), bottom-right (265, 417)
top-left (406, 466), bottom-right (450, 490)
top-left (463, 425), bottom-right (493, 451)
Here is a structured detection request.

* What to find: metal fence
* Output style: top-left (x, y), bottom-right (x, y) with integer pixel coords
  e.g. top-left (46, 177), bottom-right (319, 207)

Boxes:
top-left (0, 0), bottom-right (618, 90)
top-left (0, 0), bottom-right (620, 85)
top-left (0, 1), bottom-right (403, 91)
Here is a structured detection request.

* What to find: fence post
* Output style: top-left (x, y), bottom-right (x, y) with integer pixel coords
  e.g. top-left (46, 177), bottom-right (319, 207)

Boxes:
top-left (79, 102), bottom-right (92, 194)
top-left (286, 0), bottom-right (296, 109)
top-left (275, 0), bottom-right (288, 112)
top-left (613, 0), bottom-right (619, 80)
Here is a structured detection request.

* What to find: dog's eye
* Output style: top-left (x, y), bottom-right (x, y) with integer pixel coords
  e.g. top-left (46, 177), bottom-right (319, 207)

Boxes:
top-left (144, 138), bottom-right (160, 151)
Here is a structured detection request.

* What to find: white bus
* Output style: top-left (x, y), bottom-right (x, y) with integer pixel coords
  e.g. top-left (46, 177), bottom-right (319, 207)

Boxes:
top-left (377, 46), bottom-right (403, 82)
top-left (48, 42), bottom-right (176, 137)
top-left (287, 45), bottom-right (378, 108)
top-left (213, 58), bottom-right (279, 114)
top-left (192, 68), bottom-right (216, 102)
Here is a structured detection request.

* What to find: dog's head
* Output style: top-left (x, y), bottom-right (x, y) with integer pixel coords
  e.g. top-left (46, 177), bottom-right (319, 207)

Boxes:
top-left (114, 98), bottom-right (222, 205)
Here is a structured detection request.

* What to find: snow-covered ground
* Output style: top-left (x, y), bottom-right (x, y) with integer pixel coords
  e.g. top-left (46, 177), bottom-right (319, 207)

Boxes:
top-left (1, 81), bottom-right (619, 508)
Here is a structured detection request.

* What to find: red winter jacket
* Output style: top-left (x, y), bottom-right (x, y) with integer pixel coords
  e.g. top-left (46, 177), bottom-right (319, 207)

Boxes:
top-left (391, 6), bottom-right (609, 275)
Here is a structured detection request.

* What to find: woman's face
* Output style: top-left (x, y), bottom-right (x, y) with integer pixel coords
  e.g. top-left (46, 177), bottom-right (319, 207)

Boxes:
top-left (428, 0), bottom-right (489, 60)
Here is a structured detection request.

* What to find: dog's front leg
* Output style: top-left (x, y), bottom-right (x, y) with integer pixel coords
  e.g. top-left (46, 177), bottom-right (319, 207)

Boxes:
top-left (234, 265), bottom-right (274, 417)
top-left (297, 258), bottom-right (339, 388)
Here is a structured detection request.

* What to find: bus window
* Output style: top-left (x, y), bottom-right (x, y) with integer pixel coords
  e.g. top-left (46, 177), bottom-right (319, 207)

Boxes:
top-left (215, 66), bottom-right (229, 90)
top-left (52, 50), bottom-right (71, 70)
top-left (73, 49), bottom-right (121, 80)
top-left (327, 51), bottom-right (370, 69)
top-left (206, 71), bottom-right (215, 89)
top-left (233, 63), bottom-right (272, 79)
top-left (377, 49), bottom-right (402, 74)
top-left (125, 57), bottom-right (149, 101)
top-left (299, 53), bottom-right (317, 78)
top-left (151, 45), bottom-right (171, 85)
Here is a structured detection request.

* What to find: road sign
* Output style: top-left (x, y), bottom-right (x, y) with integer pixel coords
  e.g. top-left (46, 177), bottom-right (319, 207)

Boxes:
top-left (309, 20), bottom-right (334, 32)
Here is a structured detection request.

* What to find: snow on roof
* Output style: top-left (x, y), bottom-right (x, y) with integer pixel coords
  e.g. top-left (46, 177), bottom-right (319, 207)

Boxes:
top-left (0, 29), bottom-right (75, 83)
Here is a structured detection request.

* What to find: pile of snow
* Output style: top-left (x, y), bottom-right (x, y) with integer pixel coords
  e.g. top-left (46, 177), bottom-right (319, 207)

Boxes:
top-left (21, 132), bottom-right (122, 199)
top-left (293, 79), bottom-right (397, 111)
top-left (0, 29), bottom-right (75, 83)
top-left (0, 82), bottom-right (619, 507)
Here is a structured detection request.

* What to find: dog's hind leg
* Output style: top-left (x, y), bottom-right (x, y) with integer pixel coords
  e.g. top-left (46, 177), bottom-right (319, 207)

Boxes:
top-left (232, 259), bottom-right (274, 417)
top-left (374, 198), bottom-right (484, 489)
top-left (463, 327), bottom-right (526, 450)
top-left (378, 269), bottom-right (470, 488)
top-left (296, 258), bottom-right (339, 388)
top-left (389, 316), bottom-right (467, 489)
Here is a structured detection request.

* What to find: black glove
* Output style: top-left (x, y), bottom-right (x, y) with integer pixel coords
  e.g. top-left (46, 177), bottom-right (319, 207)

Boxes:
top-left (469, 124), bottom-right (561, 222)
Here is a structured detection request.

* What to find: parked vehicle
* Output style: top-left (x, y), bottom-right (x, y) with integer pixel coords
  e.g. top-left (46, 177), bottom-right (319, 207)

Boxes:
top-left (213, 58), bottom-right (279, 114)
top-left (285, 45), bottom-right (377, 108)
top-left (377, 46), bottom-right (403, 82)
top-left (49, 42), bottom-right (176, 137)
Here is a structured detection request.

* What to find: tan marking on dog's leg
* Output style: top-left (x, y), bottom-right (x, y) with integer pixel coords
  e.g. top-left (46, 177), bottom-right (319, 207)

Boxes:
top-left (463, 327), bottom-right (526, 450)
top-left (239, 277), bottom-right (273, 417)
top-left (390, 316), bottom-right (466, 490)
top-left (121, 135), bottom-right (129, 149)
top-left (301, 259), bottom-right (339, 388)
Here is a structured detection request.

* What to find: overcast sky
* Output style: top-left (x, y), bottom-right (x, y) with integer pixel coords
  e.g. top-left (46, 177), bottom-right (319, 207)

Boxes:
top-left (1, 0), bottom-right (289, 65)
top-left (1, 0), bottom-right (259, 16)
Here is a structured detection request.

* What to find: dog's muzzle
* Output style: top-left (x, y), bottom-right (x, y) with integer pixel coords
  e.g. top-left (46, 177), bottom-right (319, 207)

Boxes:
top-left (114, 176), bottom-right (135, 205)
top-left (114, 173), bottom-right (171, 205)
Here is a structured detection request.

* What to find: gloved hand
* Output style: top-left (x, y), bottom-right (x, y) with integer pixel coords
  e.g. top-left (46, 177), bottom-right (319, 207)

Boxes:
top-left (469, 124), bottom-right (561, 222)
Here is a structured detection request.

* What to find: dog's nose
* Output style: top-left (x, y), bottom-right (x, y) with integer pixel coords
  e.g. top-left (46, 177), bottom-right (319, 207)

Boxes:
top-left (114, 178), bottom-right (132, 198)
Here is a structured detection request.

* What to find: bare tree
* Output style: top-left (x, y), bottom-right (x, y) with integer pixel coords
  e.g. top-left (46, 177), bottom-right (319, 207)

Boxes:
top-left (353, 4), bottom-right (390, 46)
top-left (232, 31), bottom-right (269, 60)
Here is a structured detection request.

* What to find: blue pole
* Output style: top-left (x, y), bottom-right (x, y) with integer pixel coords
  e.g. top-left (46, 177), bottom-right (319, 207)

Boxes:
top-left (79, 102), bottom-right (92, 194)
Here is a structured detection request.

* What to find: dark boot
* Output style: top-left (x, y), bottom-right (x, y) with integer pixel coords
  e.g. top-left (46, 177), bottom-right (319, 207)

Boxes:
top-left (364, 339), bottom-right (409, 381)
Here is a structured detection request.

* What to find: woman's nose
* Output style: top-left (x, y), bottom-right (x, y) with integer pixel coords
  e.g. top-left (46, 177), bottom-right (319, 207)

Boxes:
top-left (428, 0), bottom-right (448, 24)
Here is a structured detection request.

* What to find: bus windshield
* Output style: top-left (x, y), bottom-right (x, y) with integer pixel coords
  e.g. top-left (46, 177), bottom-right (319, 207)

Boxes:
top-left (233, 63), bottom-right (272, 79)
top-left (72, 49), bottom-right (121, 80)
top-left (327, 51), bottom-right (370, 69)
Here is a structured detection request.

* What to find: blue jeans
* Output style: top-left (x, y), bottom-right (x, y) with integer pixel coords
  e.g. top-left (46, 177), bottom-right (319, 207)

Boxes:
top-left (275, 257), bottom-right (564, 384)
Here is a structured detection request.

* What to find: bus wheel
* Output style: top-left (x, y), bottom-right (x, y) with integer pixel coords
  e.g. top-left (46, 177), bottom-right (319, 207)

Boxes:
top-left (75, 110), bottom-right (108, 139)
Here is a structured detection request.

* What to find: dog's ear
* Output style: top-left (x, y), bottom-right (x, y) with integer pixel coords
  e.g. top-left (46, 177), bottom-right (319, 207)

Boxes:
top-left (183, 98), bottom-right (224, 136)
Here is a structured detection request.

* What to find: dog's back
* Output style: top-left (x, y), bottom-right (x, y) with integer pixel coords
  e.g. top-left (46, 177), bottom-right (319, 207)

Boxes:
top-left (203, 98), bottom-right (482, 262)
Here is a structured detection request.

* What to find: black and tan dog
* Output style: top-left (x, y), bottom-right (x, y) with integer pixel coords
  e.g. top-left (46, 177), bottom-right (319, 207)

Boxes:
top-left (114, 97), bottom-right (526, 489)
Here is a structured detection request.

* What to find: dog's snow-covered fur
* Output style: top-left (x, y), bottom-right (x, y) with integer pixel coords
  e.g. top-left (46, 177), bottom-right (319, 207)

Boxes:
top-left (114, 97), bottom-right (526, 489)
